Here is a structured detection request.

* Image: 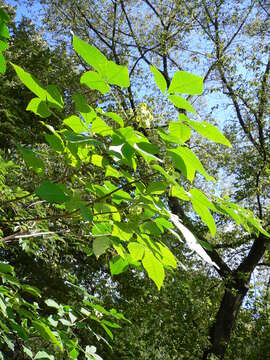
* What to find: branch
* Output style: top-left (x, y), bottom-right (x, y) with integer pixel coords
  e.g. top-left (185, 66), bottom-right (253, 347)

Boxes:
top-left (120, 0), bottom-right (151, 66)
top-left (223, 0), bottom-right (255, 53)
top-left (143, 0), bottom-right (166, 28)
top-left (0, 231), bottom-right (55, 243)
top-left (75, 3), bottom-right (113, 50)
top-left (256, 55), bottom-right (270, 156)
top-left (237, 233), bottom-right (268, 273)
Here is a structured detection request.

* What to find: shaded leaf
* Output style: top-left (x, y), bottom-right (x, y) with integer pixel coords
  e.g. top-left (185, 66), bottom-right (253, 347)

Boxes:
top-left (35, 181), bottom-right (70, 204)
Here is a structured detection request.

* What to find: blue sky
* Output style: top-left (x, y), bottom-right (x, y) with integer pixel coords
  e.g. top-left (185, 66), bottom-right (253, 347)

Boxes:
top-left (6, 0), bottom-right (42, 22)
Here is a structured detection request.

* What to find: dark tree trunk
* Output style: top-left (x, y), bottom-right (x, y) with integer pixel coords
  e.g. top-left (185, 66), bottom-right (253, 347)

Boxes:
top-left (202, 234), bottom-right (267, 359)
top-left (168, 197), bottom-right (267, 360)
top-left (202, 276), bottom-right (249, 359)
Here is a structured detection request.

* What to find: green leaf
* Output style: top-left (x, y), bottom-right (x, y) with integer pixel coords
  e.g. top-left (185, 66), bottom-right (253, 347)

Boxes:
top-left (142, 248), bottom-right (164, 290)
top-left (140, 221), bottom-right (161, 235)
top-left (134, 143), bottom-right (161, 163)
top-left (79, 204), bottom-right (93, 221)
top-left (0, 51), bottom-right (6, 74)
top-left (128, 242), bottom-right (145, 261)
top-left (168, 95), bottom-right (196, 113)
top-left (150, 65), bottom-right (167, 94)
top-left (101, 322), bottom-right (114, 339)
top-left (104, 61), bottom-right (130, 88)
top-left (167, 146), bottom-right (215, 183)
top-left (81, 71), bottom-right (110, 94)
top-left (135, 141), bottom-right (160, 154)
top-left (9, 319), bottom-right (29, 340)
top-left (46, 85), bottom-right (64, 109)
top-left (189, 188), bottom-right (216, 211)
top-left (92, 222), bottom-right (112, 236)
top-left (26, 98), bottom-right (51, 118)
top-left (192, 200), bottom-right (216, 236)
top-left (45, 133), bottom-right (64, 152)
top-left (19, 147), bottom-right (45, 174)
top-left (35, 181), bottom-right (70, 204)
top-left (22, 285), bottom-right (41, 298)
top-left (198, 239), bottom-right (213, 251)
top-left (169, 121), bottom-right (191, 143)
top-left (104, 112), bottom-right (124, 127)
top-left (32, 321), bottom-right (63, 351)
top-left (184, 118), bottom-right (232, 147)
top-left (91, 117), bottom-right (113, 136)
top-left (91, 154), bottom-right (104, 168)
top-left (73, 35), bottom-right (107, 72)
top-left (110, 256), bottom-right (129, 275)
top-left (63, 115), bottom-right (88, 133)
top-left (146, 181), bottom-right (168, 194)
top-left (168, 71), bottom-right (203, 95)
top-left (105, 165), bottom-right (120, 178)
top-left (72, 93), bottom-right (96, 126)
top-left (158, 243), bottom-right (177, 268)
top-left (0, 23), bottom-right (9, 39)
top-left (0, 39), bottom-right (8, 51)
top-left (0, 9), bottom-right (10, 23)
top-left (0, 263), bottom-right (14, 274)
top-left (154, 217), bottom-right (174, 232)
top-left (11, 63), bottom-right (47, 99)
top-left (0, 297), bottom-right (7, 317)
top-left (112, 222), bottom-right (133, 241)
top-left (34, 350), bottom-right (55, 359)
top-left (171, 185), bottom-right (190, 201)
top-left (72, 93), bottom-right (92, 113)
top-left (70, 348), bottom-right (79, 359)
top-left (93, 237), bottom-right (111, 258)
top-left (45, 299), bottom-right (59, 309)
top-left (0, 40), bottom-right (8, 51)
top-left (23, 346), bottom-right (34, 359)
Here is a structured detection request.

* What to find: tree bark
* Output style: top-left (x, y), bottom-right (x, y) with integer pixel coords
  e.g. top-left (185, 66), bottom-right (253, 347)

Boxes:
top-left (168, 196), bottom-right (268, 359)
top-left (202, 234), bottom-right (267, 359)
top-left (202, 276), bottom-right (249, 359)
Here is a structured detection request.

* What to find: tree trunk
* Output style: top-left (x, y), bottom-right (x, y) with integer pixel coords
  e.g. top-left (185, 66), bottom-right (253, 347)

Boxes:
top-left (168, 196), bottom-right (267, 359)
top-left (202, 277), bottom-right (249, 359)
top-left (202, 235), bottom-right (267, 359)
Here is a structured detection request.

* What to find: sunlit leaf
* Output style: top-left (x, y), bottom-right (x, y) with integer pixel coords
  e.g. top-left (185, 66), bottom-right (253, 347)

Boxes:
top-left (81, 71), bottom-right (110, 94)
top-left (168, 95), bottom-right (196, 113)
top-left (184, 117), bottom-right (231, 147)
top-left (63, 115), bottom-right (88, 133)
top-left (11, 63), bottom-right (47, 99)
top-left (150, 65), bottom-right (167, 94)
top-left (168, 71), bottom-right (203, 95)
top-left (104, 61), bottom-right (130, 88)
top-left (128, 242), bottom-right (145, 261)
top-left (26, 98), bottom-right (51, 118)
top-left (73, 35), bottom-right (107, 72)
top-left (142, 248), bottom-right (164, 290)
